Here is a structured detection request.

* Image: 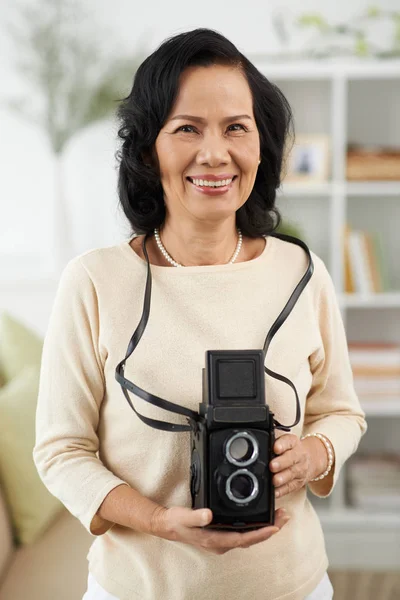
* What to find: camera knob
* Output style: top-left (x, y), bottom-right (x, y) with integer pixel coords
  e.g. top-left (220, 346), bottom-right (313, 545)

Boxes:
top-left (190, 449), bottom-right (201, 496)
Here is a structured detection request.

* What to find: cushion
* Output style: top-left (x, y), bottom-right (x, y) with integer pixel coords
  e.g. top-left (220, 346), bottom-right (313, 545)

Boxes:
top-left (0, 366), bottom-right (62, 545)
top-left (0, 313), bottom-right (43, 384)
top-left (0, 368), bottom-right (5, 389)
top-left (0, 485), bottom-right (13, 584)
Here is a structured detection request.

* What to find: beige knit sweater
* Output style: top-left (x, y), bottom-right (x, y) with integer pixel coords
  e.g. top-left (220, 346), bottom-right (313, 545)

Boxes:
top-left (33, 235), bottom-right (366, 600)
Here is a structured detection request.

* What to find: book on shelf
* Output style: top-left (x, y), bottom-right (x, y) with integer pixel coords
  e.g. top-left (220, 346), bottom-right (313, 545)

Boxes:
top-left (347, 454), bottom-right (400, 511)
top-left (346, 144), bottom-right (400, 180)
top-left (348, 342), bottom-right (400, 403)
top-left (343, 225), bottom-right (390, 294)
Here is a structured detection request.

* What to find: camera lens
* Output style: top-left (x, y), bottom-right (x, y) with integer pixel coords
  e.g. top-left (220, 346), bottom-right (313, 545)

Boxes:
top-left (231, 474), bottom-right (253, 499)
top-left (226, 469), bottom-right (259, 504)
top-left (225, 432), bottom-right (259, 467)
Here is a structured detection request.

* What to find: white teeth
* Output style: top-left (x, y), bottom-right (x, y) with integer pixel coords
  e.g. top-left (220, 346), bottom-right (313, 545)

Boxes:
top-left (191, 178), bottom-right (233, 188)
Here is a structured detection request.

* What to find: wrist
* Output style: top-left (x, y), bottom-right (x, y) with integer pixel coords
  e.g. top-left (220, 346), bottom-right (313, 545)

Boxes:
top-left (301, 436), bottom-right (326, 480)
top-left (148, 504), bottom-right (168, 537)
top-left (301, 433), bottom-right (334, 482)
top-left (122, 490), bottom-right (166, 536)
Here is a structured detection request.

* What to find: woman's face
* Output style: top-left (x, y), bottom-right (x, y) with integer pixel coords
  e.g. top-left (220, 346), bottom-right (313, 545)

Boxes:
top-left (153, 64), bottom-right (260, 225)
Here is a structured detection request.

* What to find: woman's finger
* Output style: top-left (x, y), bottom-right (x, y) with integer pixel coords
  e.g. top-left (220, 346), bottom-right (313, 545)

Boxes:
top-left (275, 478), bottom-right (301, 498)
top-left (273, 461), bottom-right (304, 486)
top-left (274, 434), bottom-right (298, 455)
top-left (165, 507), bottom-right (213, 533)
top-left (270, 449), bottom-right (299, 474)
top-left (182, 508), bottom-right (213, 528)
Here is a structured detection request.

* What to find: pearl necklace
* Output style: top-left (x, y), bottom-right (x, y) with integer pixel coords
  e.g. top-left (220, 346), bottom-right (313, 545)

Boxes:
top-left (154, 228), bottom-right (243, 267)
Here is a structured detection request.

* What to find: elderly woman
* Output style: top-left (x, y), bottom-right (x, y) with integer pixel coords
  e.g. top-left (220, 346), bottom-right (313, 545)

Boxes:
top-left (34, 28), bottom-right (366, 600)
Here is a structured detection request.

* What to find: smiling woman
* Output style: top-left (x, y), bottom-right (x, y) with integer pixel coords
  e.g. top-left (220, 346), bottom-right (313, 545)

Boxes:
top-left (33, 27), bottom-right (366, 600)
top-left (115, 28), bottom-right (294, 267)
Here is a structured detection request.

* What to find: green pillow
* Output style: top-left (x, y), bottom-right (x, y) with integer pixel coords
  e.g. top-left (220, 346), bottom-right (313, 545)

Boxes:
top-left (0, 366), bottom-right (62, 545)
top-left (0, 368), bottom-right (5, 389)
top-left (0, 312), bottom-right (43, 384)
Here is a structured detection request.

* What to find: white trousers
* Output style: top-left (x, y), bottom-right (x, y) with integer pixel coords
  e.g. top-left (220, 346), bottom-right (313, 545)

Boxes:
top-left (305, 572), bottom-right (334, 599)
top-left (82, 570), bottom-right (333, 599)
top-left (82, 574), bottom-right (119, 600)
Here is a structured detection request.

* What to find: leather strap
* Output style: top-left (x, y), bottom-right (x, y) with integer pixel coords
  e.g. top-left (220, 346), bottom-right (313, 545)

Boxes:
top-left (264, 232), bottom-right (314, 431)
top-left (115, 232), bottom-right (314, 432)
top-left (115, 233), bottom-right (198, 432)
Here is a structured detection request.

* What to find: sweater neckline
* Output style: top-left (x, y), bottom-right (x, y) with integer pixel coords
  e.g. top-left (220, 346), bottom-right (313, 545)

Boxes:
top-left (119, 234), bottom-right (274, 274)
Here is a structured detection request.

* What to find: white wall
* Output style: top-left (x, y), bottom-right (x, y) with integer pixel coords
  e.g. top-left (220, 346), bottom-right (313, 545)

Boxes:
top-left (0, 0), bottom-right (398, 334)
top-left (82, 0), bottom-right (400, 56)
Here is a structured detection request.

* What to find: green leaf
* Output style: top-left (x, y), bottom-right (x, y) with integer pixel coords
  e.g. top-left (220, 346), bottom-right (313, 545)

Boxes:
top-left (297, 14), bottom-right (328, 30)
top-left (355, 35), bottom-right (369, 57)
top-left (367, 6), bottom-right (380, 18)
top-left (394, 21), bottom-right (400, 46)
top-left (78, 60), bottom-right (138, 130)
top-left (276, 221), bottom-right (305, 242)
top-left (4, 0), bottom-right (146, 154)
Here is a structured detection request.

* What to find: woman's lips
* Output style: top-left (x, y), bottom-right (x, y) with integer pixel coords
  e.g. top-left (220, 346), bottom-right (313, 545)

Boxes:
top-left (187, 177), bottom-right (236, 195)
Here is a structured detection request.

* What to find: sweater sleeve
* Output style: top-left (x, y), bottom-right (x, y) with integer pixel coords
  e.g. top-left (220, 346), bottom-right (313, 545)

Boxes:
top-left (302, 257), bottom-right (367, 498)
top-left (33, 257), bottom-right (129, 535)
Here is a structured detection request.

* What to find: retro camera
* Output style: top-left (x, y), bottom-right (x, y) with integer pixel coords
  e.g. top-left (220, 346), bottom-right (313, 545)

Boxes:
top-left (190, 350), bottom-right (275, 530)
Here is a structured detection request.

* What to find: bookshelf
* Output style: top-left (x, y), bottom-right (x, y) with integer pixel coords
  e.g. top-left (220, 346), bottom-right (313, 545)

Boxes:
top-left (259, 59), bottom-right (400, 569)
top-left (361, 401), bottom-right (400, 417)
top-left (340, 293), bottom-right (400, 309)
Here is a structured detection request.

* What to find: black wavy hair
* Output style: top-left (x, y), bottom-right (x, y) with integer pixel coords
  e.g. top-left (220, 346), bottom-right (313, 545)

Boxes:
top-left (116, 28), bottom-right (294, 237)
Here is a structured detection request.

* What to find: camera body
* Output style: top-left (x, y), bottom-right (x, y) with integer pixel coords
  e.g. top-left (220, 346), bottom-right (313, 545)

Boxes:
top-left (190, 350), bottom-right (275, 530)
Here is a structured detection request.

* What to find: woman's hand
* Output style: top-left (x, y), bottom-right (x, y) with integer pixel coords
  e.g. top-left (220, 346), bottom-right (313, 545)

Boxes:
top-left (150, 506), bottom-right (290, 555)
top-left (270, 434), bottom-right (328, 499)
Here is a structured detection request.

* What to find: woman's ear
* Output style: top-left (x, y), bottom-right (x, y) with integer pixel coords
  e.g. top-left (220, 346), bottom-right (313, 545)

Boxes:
top-left (142, 151), bottom-right (152, 167)
top-left (142, 149), bottom-right (159, 171)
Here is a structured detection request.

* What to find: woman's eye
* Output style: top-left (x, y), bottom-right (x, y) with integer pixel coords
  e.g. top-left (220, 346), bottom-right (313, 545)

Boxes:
top-left (176, 125), bottom-right (197, 133)
top-left (175, 124), bottom-right (247, 133)
top-left (228, 123), bottom-right (247, 132)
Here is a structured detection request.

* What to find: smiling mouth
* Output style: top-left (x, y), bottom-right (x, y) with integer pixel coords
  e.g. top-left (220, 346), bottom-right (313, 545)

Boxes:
top-left (186, 176), bottom-right (237, 189)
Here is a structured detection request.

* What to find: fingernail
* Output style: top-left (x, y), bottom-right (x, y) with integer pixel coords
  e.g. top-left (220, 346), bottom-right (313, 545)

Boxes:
top-left (202, 511), bottom-right (209, 525)
top-left (271, 461), bottom-right (279, 470)
top-left (276, 445), bottom-right (282, 452)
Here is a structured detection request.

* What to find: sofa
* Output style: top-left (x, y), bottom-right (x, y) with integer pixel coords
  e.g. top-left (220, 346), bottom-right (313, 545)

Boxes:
top-left (0, 480), bottom-right (92, 600)
top-left (0, 312), bottom-right (93, 599)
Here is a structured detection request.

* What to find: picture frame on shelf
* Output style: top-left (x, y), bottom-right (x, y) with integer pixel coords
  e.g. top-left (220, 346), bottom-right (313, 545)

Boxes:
top-left (284, 134), bottom-right (330, 184)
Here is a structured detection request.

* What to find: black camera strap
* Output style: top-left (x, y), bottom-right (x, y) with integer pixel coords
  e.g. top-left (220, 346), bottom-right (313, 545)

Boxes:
top-left (115, 233), bottom-right (198, 432)
top-left (263, 232), bottom-right (314, 431)
top-left (115, 231), bottom-right (314, 433)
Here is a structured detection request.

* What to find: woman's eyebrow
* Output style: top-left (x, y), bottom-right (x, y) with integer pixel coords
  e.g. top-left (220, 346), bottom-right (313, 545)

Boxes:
top-left (169, 114), bottom-right (253, 123)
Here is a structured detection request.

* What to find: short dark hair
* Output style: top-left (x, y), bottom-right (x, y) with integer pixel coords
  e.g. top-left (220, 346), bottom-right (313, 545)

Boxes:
top-left (116, 28), bottom-right (293, 237)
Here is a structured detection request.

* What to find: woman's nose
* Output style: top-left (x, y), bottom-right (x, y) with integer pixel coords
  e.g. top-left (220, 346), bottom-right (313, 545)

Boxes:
top-left (195, 133), bottom-right (230, 167)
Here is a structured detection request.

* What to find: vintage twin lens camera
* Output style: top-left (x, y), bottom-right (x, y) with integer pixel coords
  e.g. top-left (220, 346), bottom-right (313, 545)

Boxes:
top-left (190, 349), bottom-right (275, 530)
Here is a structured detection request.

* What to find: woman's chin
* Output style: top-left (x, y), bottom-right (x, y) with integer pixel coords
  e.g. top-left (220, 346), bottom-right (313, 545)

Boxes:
top-left (186, 199), bottom-right (241, 222)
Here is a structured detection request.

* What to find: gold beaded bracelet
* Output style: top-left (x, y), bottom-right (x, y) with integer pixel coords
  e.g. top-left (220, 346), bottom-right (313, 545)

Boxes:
top-left (300, 432), bottom-right (334, 482)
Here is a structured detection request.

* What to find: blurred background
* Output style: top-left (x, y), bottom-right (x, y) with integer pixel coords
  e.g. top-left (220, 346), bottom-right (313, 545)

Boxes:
top-left (0, 0), bottom-right (399, 598)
